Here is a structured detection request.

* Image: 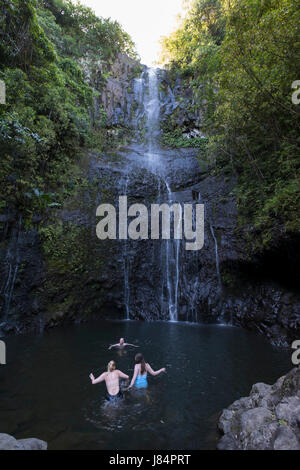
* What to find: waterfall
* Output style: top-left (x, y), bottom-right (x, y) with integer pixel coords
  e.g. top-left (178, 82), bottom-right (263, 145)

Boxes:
top-left (143, 68), bottom-right (180, 322)
top-left (165, 182), bottom-right (181, 322)
top-left (123, 173), bottom-right (131, 321)
top-left (145, 68), bottom-right (160, 161)
top-left (188, 194), bottom-right (202, 323)
top-left (133, 76), bottom-right (145, 130)
top-left (123, 240), bottom-right (130, 320)
top-left (127, 67), bottom-right (206, 323)
top-left (210, 223), bottom-right (222, 293)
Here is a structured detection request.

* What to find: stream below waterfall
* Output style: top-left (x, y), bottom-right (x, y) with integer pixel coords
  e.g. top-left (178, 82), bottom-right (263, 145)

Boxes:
top-left (0, 320), bottom-right (291, 450)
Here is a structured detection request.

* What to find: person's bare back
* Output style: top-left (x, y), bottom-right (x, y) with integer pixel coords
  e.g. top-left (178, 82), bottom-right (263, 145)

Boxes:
top-left (104, 370), bottom-right (123, 396)
top-left (89, 361), bottom-right (129, 401)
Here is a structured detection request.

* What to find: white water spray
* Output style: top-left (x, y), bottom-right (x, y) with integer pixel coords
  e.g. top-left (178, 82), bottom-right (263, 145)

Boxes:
top-left (144, 68), bottom-right (181, 321)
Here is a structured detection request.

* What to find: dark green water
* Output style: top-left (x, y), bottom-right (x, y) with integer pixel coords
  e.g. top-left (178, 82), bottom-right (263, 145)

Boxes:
top-left (0, 321), bottom-right (291, 450)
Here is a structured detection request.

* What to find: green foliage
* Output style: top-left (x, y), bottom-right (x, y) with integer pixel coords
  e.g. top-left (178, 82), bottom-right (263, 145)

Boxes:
top-left (160, 0), bottom-right (224, 73)
top-left (0, 0), bottom-right (137, 220)
top-left (160, 0), bottom-right (223, 146)
top-left (161, 128), bottom-right (209, 150)
top-left (41, 221), bottom-right (89, 275)
top-left (216, 0), bottom-right (300, 249)
top-left (0, 0), bottom-right (56, 69)
top-left (40, 216), bottom-right (106, 319)
top-left (279, 420), bottom-right (288, 426)
top-left (161, 0), bottom-right (300, 253)
top-left (38, 0), bottom-right (138, 88)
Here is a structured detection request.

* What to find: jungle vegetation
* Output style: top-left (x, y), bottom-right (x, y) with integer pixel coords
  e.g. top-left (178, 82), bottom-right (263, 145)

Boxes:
top-left (0, 0), bottom-right (136, 220)
top-left (160, 0), bottom-right (300, 252)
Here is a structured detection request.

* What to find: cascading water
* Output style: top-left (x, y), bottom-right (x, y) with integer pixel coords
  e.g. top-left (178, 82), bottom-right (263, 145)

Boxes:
top-left (145, 68), bottom-right (160, 161)
top-left (133, 75), bottom-right (145, 130)
top-left (122, 67), bottom-right (210, 323)
top-left (143, 68), bottom-right (181, 322)
top-left (209, 222), bottom-right (222, 294)
top-left (164, 182), bottom-right (181, 322)
top-left (121, 71), bottom-right (147, 321)
top-left (122, 173), bottom-right (131, 321)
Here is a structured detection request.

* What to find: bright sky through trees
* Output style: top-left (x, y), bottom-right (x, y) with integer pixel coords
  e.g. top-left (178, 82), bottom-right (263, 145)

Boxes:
top-left (79, 0), bottom-right (184, 65)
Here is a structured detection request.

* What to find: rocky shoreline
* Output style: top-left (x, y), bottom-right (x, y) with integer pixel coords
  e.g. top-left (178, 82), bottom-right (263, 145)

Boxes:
top-left (218, 367), bottom-right (300, 450)
top-left (0, 433), bottom-right (47, 450)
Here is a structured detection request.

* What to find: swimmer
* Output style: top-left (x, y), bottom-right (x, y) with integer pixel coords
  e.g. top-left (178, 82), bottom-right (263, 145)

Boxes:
top-left (129, 353), bottom-right (166, 390)
top-left (108, 338), bottom-right (139, 350)
top-left (89, 361), bottom-right (129, 401)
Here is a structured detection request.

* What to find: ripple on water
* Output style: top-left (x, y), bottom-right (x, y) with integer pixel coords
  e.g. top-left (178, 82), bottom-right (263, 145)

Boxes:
top-left (1, 320), bottom-right (291, 450)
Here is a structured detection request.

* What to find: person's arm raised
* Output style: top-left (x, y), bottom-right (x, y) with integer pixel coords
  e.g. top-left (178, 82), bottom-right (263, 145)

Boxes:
top-left (146, 364), bottom-right (166, 377)
top-left (125, 343), bottom-right (139, 348)
top-left (89, 372), bottom-right (106, 384)
top-left (108, 344), bottom-right (119, 350)
top-left (118, 370), bottom-right (129, 381)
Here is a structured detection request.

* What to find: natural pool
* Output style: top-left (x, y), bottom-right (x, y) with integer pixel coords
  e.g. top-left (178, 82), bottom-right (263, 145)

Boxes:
top-left (0, 320), bottom-right (291, 450)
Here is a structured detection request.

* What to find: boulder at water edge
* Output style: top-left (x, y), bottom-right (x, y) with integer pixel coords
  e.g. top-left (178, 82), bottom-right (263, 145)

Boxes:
top-left (0, 433), bottom-right (47, 450)
top-left (217, 367), bottom-right (300, 450)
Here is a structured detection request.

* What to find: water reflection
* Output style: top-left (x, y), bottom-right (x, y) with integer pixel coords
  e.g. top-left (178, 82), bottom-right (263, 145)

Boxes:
top-left (1, 320), bottom-right (291, 450)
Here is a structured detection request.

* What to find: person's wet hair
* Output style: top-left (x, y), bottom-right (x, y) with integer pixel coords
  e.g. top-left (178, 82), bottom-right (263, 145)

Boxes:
top-left (107, 361), bottom-right (116, 373)
top-left (135, 353), bottom-right (146, 375)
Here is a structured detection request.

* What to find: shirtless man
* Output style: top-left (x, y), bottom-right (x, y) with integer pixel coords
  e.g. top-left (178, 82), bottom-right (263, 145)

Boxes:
top-left (108, 338), bottom-right (139, 350)
top-left (89, 361), bottom-right (129, 401)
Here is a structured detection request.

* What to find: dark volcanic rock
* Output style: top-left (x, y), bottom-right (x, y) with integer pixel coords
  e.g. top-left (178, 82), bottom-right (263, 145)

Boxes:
top-left (217, 367), bottom-right (300, 450)
top-left (0, 220), bottom-right (45, 335)
top-left (1, 139), bottom-right (300, 342)
top-left (0, 64), bottom-right (299, 345)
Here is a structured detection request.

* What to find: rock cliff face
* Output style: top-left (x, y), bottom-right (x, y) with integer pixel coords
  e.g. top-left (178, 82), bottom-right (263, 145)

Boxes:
top-left (186, 172), bottom-right (300, 346)
top-left (0, 61), bottom-right (299, 345)
top-left (218, 367), bottom-right (300, 450)
top-left (159, 72), bottom-right (203, 133)
top-left (0, 220), bottom-right (44, 334)
top-left (100, 53), bottom-right (143, 127)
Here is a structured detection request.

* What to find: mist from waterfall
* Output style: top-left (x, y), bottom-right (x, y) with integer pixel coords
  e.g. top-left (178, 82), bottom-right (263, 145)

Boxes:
top-left (122, 67), bottom-right (207, 323)
top-left (142, 68), bottom-right (181, 321)
top-left (145, 69), bottom-right (160, 157)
